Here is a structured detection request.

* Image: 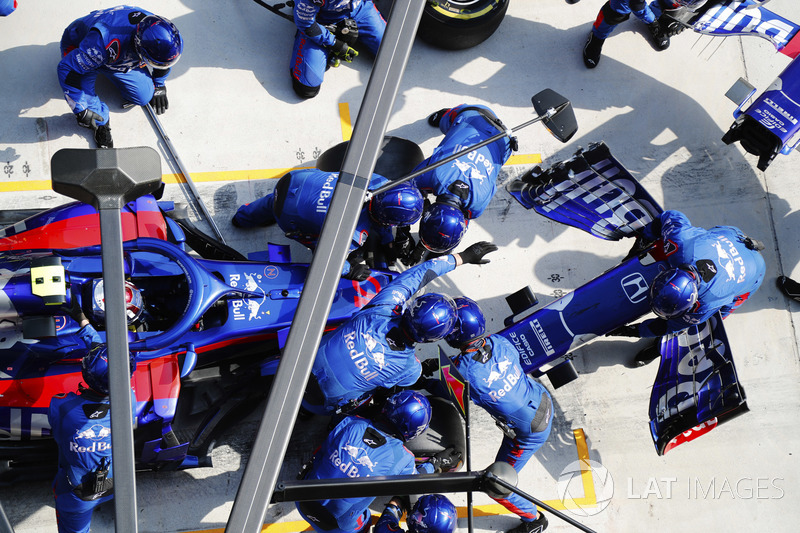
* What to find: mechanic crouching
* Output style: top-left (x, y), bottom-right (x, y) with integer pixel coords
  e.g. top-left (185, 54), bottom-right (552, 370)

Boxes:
top-left (291, 0), bottom-right (386, 98)
top-left (375, 494), bottom-right (458, 533)
top-left (296, 391), bottom-right (461, 533)
top-left (48, 322), bottom-right (136, 533)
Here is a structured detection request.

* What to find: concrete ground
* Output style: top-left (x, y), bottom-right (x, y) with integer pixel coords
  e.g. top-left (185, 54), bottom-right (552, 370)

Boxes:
top-left (1, 0), bottom-right (799, 531)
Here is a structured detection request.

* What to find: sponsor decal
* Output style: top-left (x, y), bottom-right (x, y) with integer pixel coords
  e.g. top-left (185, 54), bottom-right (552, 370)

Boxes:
top-left (621, 273), bottom-right (649, 304)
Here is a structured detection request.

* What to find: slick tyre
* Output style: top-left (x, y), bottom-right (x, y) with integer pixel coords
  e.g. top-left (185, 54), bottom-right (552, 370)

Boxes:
top-left (419, 0), bottom-right (510, 50)
top-left (316, 136), bottom-right (424, 181)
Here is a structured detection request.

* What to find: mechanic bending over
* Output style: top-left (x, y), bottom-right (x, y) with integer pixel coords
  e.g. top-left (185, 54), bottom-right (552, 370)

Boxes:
top-left (302, 241), bottom-right (498, 416)
top-left (296, 391), bottom-right (461, 533)
top-left (405, 104), bottom-right (517, 265)
top-left (607, 209), bottom-right (766, 365)
top-left (232, 168), bottom-right (424, 280)
top-left (421, 297), bottom-right (553, 533)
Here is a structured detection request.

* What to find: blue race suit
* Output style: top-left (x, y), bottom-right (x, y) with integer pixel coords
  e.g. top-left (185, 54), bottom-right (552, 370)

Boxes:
top-left (637, 209), bottom-right (766, 336)
top-left (306, 255), bottom-right (458, 414)
top-left (451, 335), bottom-right (553, 521)
top-left (0, 0), bottom-right (16, 16)
top-left (232, 169), bottom-right (394, 276)
top-left (296, 415), bottom-right (433, 533)
top-left (58, 6), bottom-right (170, 125)
top-left (291, 0), bottom-right (386, 93)
top-left (413, 105), bottom-right (514, 219)
top-left (48, 326), bottom-right (135, 533)
top-left (591, 0), bottom-right (678, 39)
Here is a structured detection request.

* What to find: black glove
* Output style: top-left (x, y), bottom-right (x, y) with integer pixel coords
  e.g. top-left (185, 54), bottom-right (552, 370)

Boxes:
top-left (403, 241), bottom-right (429, 267)
top-left (457, 241), bottom-right (498, 265)
top-left (389, 495), bottom-right (411, 515)
top-left (421, 358), bottom-right (439, 378)
top-left (605, 324), bottom-right (640, 338)
top-left (389, 227), bottom-right (415, 264)
top-left (428, 446), bottom-right (462, 473)
top-left (63, 296), bottom-right (87, 324)
top-left (150, 85), bottom-right (168, 115)
top-left (75, 109), bottom-right (103, 130)
top-left (343, 261), bottom-right (371, 281)
top-left (330, 39), bottom-right (358, 65)
top-left (328, 18), bottom-right (359, 45)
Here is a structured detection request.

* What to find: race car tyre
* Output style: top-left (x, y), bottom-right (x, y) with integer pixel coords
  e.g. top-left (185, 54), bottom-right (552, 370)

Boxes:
top-left (418, 0), bottom-right (510, 50)
top-left (546, 359), bottom-right (579, 389)
top-left (406, 396), bottom-right (466, 471)
top-left (316, 136), bottom-right (424, 181)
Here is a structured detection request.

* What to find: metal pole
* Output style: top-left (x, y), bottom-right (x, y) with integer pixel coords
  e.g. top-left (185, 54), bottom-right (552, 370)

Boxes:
top-left (225, 2), bottom-right (426, 531)
top-left (465, 381), bottom-right (473, 533)
top-left (98, 207), bottom-right (138, 533)
top-left (367, 112), bottom-right (554, 199)
top-left (143, 104), bottom-right (227, 244)
top-left (485, 473), bottom-right (598, 533)
top-left (50, 147), bottom-right (163, 533)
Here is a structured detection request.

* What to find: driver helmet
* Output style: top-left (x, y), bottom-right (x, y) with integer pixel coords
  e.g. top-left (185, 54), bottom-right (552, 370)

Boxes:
top-left (445, 296), bottom-right (486, 349)
top-left (418, 198), bottom-right (468, 253)
top-left (401, 293), bottom-right (458, 343)
top-left (81, 344), bottom-right (136, 396)
top-left (134, 15), bottom-right (183, 69)
top-left (649, 265), bottom-right (700, 319)
top-left (407, 494), bottom-right (458, 533)
top-left (381, 390), bottom-right (432, 442)
top-left (91, 279), bottom-right (144, 326)
top-left (368, 182), bottom-right (424, 227)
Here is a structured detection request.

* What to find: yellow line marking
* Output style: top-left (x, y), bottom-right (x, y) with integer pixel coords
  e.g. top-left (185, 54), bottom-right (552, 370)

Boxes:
top-left (3, 105), bottom-right (541, 193)
top-left (181, 428), bottom-right (595, 533)
top-left (339, 102), bottom-right (353, 141)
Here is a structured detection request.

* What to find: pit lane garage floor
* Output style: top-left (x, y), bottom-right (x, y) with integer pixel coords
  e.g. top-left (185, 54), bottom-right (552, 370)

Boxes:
top-left (2, 1), bottom-right (800, 532)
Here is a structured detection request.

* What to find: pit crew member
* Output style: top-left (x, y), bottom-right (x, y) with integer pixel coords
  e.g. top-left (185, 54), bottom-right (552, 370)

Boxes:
top-left (58, 6), bottom-right (182, 148)
top-left (375, 494), bottom-right (458, 533)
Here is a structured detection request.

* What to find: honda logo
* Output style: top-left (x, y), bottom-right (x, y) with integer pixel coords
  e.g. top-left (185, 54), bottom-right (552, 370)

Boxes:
top-left (621, 273), bottom-right (649, 303)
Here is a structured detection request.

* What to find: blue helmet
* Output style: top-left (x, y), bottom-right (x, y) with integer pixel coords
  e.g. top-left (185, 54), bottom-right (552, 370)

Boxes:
top-left (382, 390), bottom-right (432, 441)
top-left (650, 265), bottom-right (699, 319)
top-left (408, 494), bottom-right (457, 533)
top-left (445, 296), bottom-right (486, 348)
top-left (402, 293), bottom-right (458, 343)
top-left (82, 345), bottom-right (136, 395)
top-left (134, 15), bottom-right (183, 69)
top-left (369, 183), bottom-right (424, 226)
top-left (419, 201), bottom-right (468, 253)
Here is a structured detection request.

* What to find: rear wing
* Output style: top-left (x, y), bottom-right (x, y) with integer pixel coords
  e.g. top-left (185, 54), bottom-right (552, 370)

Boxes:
top-left (506, 142), bottom-right (662, 240)
top-left (649, 313), bottom-right (749, 455)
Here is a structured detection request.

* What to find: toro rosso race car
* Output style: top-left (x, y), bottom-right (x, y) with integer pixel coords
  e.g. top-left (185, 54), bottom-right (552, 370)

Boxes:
top-left (0, 196), bottom-right (393, 483)
top-left (504, 142), bottom-right (749, 455)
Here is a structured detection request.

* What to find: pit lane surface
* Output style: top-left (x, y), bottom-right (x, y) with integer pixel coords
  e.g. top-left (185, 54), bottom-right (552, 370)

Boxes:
top-left (1, 1), bottom-right (800, 531)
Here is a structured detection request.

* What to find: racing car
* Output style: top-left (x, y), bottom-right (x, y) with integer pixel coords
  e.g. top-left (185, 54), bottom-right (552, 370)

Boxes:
top-left (0, 195), bottom-right (394, 483)
top-left (661, 0), bottom-right (800, 170)
top-left (503, 141), bottom-right (749, 455)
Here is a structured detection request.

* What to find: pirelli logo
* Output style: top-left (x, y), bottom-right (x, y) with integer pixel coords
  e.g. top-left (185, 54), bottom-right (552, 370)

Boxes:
top-left (530, 318), bottom-right (555, 356)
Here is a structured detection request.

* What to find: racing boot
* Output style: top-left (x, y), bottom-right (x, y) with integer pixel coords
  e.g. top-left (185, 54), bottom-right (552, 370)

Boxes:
top-left (427, 108), bottom-right (450, 127)
top-left (582, 32), bottom-right (604, 69)
top-left (647, 20), bottom-right (670, 51)
top-left (94, 123), bottom-right (113, 149)
top-left (508, 513), bottom-right (548, 533)
top-left (777, 276), bottom-right (800, 304)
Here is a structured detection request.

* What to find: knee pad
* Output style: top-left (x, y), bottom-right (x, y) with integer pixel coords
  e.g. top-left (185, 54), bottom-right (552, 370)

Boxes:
top-left (601, 2), bottom-right (631, 26)
top-left (291, 77), bottom-right (320, 99)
